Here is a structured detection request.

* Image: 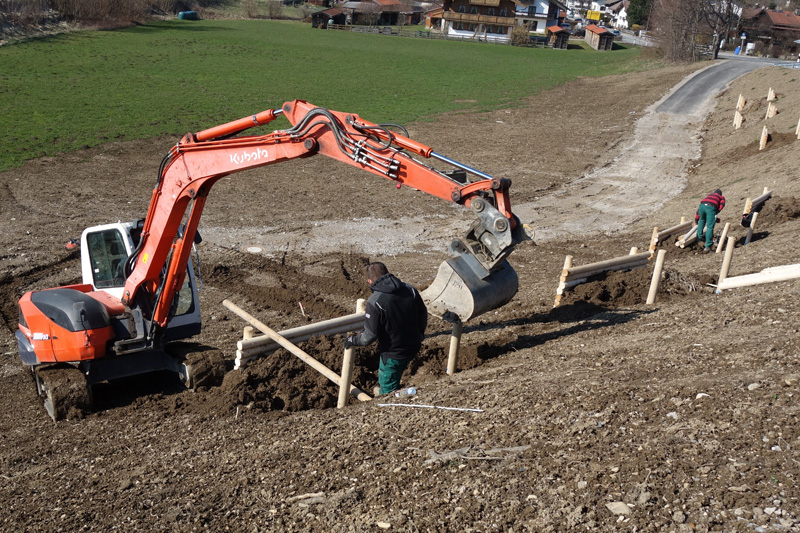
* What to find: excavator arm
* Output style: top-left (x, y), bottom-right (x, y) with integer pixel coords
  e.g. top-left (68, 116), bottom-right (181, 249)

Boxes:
top-left (123, 100), bottom-right (528, 328)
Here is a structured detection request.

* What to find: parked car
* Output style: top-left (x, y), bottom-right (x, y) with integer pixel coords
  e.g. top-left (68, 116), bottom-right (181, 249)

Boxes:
top-left (611, 29), bottom-right (621, 36)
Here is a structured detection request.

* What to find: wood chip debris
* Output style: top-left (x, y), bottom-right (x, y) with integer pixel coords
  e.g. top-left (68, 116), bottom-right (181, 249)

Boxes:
top-left (424, 445), bottom-right (530, 465)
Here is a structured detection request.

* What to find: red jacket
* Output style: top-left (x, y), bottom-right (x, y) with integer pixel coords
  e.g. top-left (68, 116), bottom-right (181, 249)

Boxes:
top-left (700, 192), bottom-right (725, 212)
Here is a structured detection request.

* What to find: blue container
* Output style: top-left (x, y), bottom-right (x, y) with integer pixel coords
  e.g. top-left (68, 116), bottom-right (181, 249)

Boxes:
top-left (178, 11), bottom-right (198, 20)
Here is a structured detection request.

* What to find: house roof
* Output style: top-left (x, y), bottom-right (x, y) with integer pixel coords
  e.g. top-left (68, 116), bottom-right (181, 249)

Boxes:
top-left (547, 25), bottom-right (567, 33)
top-left (766, 10), bottom-right (800, 31)
top-left (585, 24), bottom-right (612, 34)
top-left (320, 7), bottom-right (343, 15)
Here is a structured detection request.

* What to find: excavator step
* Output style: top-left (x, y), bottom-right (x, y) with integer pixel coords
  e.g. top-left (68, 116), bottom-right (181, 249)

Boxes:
top-left (422, 256), bottom-right (518, 323)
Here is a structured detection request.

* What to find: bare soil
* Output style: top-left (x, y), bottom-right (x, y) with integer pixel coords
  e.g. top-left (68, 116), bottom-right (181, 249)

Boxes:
top-left (2, 62), bottom-right (800, 531)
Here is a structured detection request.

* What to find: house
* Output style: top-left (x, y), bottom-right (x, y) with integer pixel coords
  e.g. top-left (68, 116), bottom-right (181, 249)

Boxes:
top-left (425, 4), bottom-right (444, 29)
top-left (514, 0), bottom-right (567, 35)
top-left (339, 0), bottom-right (407, 25)
top-left (603, 0), bottom-right (628, 29)
top-left (741, 8), bottom-right (800, 45)
top-left (441, 0), bottom-right (520, 43)
top-left (311, 7), bottom-right (347, 28)
top-left (584, 23), bottom-right (613, 49)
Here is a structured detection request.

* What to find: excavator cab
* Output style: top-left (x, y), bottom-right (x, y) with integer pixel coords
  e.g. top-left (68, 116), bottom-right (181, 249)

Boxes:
top-left (80, 222), bottom-right (202, 341)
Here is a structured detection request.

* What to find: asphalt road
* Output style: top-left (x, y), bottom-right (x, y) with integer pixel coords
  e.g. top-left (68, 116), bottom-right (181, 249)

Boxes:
top-left (656, 59), bottom-right (767, 115)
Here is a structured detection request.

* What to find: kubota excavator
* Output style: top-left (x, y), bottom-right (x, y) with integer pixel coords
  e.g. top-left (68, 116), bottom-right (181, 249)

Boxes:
top-left (16, 100), bottom-right (530, 420)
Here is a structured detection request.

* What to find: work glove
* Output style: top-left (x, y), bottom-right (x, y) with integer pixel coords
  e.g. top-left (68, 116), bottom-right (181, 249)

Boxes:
top-left (715, 217), bottom-right (720, 223)
top-left (343, 335), bottom-right (357, 349)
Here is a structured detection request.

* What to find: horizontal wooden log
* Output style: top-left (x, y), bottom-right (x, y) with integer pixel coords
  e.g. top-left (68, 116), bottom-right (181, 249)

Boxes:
top-left (657, 221), bottom-right (693, 241)
top-left (237, 313), bottom-right (364, 351)
top-left (563, 259), bottom-right (649, 282)
top-left (750, 190), bottom-right (772, 211)
top-left (563, 252), bottom-right (651, 280)
top-left (237, 323), bottom-right (361, 359)
top-left (716, 264), bottom-right (800, 290)
top-left (224, 300), bottom-right (371, 401)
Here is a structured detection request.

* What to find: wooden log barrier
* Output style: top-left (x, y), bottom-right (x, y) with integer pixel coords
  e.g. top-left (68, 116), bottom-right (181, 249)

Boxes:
top-left (223, 299), bottom-right (372, 402)
top-left (675, 224), bottom-right (698, 248)
top-left (236, 312), bottom-right (365, 367)
top-left (716, 264), bottom-right (800, 291)
top-left (555, 251), bottom-right (651, 306)
top-left (338, 299), bottom-right (367, 408)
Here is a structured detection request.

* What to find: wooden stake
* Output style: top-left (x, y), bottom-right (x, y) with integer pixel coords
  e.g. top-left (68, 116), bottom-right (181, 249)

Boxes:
top-left (243, 326), bottom-right (254, 340)
top-left (338, 299), bottom-right (367, 408)
top-left (733, 110), bottom-right (743, 129)
top-left (767, 87), bottom-right (775, 101)
top-left (744, 211), bottom-right (759, 245)
top-left (630, 247), bottom-right (639, 255)
top-left (646, 249), bottom-right (667, 305)
top-left (736, 94), bottom-right (745, 110)
top-left (446, 319), bottom-right (463, 376)
top-left (715, 222), bottom-right (730, 254)
top-left (765, 101), bottom-right (777, 119)
top-left (759, 125), bottom-right (769, 150)
top-left (223, 299), bottom-right (372, 402)
top-left (719, 236), bottom-right (735, 282)
top-left (554, 255), bottom-right (573, 307)
top-left (796, 115), bottom-right (800, 139)
top-left (649, 226), bottom-right (659, 251)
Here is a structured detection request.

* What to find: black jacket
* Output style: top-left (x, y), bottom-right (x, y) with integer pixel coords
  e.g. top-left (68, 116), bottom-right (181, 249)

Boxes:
top-left (350, 273), bottom-right (427, 360)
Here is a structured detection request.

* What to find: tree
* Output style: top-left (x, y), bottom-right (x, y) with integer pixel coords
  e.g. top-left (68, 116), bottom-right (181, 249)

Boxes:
top-left (627, 0), bottom-right (653, 28)
top-left (651, 0), bottom-right (742, 62)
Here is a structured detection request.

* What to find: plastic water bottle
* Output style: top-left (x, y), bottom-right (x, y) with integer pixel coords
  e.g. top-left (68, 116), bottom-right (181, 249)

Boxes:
top-left (394, 387), bottom-right (416, 398)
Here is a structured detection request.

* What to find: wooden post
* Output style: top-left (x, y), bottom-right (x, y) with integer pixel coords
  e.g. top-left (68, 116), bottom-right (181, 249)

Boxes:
top-left (767, 87), bottom-right (775, 101)
top-left (243, 326), bottom-right (254, 340)
top-left (719, 236), bottom-right (735, 282)
top-left (554, 255), bottom-right (573, 308)
top-left (646, 249), bottom-right (667, 305)
top-left (223, 299), bottom-right (372, 402)
top-left (446, 319), bottom-right (463, 376)
top-left (736, 94), bottom-right (745, 110)
top-left (765, 102), bottom-right (777, 119)
top-left (681, 216), bottom-right (687, 223)
top-left (796, 116), bottom-right (800, 139)
top-left (759, 125), bottom-right (769, 150)
top-left (630, 247), bottom-right (639, 255)
top-left (715, 222), bottom-right (730, 254)
top-left (338, 299), bottom-right (367, 408)
top-left (734, 110), bottom-right (743, 129)
top-left (649, 226), bottom-right (659, 251)
top-left (744, 211), bottom-right (759, 245)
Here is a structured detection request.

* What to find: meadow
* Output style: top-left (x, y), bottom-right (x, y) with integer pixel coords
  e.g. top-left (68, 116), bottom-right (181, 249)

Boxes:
top-left (1, 19), bottom-right (651, 172)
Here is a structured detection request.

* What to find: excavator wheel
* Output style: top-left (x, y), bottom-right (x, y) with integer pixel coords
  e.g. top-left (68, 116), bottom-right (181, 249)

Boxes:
top-left (35, 365), bottom-right (93, 422)
top-left (168, 344), bottom-right (226, 390)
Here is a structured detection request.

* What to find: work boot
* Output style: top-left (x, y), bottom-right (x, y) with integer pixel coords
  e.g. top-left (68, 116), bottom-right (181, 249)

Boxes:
top-left (703, 247), bottom-right (712, 253)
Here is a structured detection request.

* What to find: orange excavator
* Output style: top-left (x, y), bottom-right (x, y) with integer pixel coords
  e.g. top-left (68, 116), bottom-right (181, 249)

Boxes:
top-left (16, 100), bottom-right (530, 420)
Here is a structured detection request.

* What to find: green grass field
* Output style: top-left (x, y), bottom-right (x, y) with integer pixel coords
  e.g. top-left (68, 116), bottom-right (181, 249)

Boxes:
top-left (1, 20), bottom-right (654, 172)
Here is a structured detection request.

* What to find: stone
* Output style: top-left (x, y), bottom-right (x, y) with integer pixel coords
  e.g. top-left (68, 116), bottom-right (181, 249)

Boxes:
top-left (605, 502), bottom-right (631, 515)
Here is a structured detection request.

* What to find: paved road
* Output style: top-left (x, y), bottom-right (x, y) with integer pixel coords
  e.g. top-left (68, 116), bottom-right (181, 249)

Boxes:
top-left (656, 59), bottom-right (767, 115)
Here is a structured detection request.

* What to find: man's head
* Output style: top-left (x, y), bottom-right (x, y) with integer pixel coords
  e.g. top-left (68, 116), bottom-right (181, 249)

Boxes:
top-left (714, 189), bottom-right (722, 195)
top-left (366, 262), bottom-right (389, 285)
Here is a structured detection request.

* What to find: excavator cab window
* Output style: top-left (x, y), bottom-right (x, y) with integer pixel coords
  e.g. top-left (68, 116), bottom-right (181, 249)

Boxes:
top-left (86, 229), bottom-right (129, 289)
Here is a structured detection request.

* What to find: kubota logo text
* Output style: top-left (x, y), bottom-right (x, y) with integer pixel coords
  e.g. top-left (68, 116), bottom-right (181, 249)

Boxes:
top-left (230, 149), bottom-right (269, 165)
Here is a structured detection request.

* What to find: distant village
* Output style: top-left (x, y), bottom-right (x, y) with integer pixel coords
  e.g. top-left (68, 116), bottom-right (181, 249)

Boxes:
top-left (310, 0), bottom-right (800, 56)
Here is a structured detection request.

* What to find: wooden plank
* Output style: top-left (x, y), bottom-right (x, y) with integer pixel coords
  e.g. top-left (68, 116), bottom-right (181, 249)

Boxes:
top-left (717, 264), bottom-right (800, 290)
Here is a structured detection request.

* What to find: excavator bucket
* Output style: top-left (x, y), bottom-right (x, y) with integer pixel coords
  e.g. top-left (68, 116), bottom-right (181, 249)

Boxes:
top-left (422, 254), bottom-right (518, 323)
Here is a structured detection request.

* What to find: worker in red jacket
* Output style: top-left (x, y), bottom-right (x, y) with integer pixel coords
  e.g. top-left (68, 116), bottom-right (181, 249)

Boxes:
top-left (696, 189), bottom-right (726, 252)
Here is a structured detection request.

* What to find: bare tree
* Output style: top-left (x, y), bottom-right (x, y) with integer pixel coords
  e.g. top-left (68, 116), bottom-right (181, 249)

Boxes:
top-left (652, 0), bottom-right (741, 62)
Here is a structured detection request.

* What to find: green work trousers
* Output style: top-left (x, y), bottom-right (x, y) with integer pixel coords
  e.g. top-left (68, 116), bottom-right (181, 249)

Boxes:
top-left (378, 356), bottom-right (412, 395)
top-left (696, 203), bottom-right (717, 249)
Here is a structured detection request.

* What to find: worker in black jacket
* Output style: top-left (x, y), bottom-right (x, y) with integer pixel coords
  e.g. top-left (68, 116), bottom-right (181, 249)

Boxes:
top-left (344, 262), bottom-right (427, 396)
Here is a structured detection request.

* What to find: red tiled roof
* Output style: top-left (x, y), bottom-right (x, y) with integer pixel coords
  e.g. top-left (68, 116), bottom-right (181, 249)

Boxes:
top-left (321, 7), bottom-right (343, 15)
top-left (547, 25), bottom-right (567, 33)
top-left (766, 10), bottom-right (800, 30)
top-left (585, 24), bottom-right (611, 34)
top-left (373, 0), bottom-right (404, 5)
